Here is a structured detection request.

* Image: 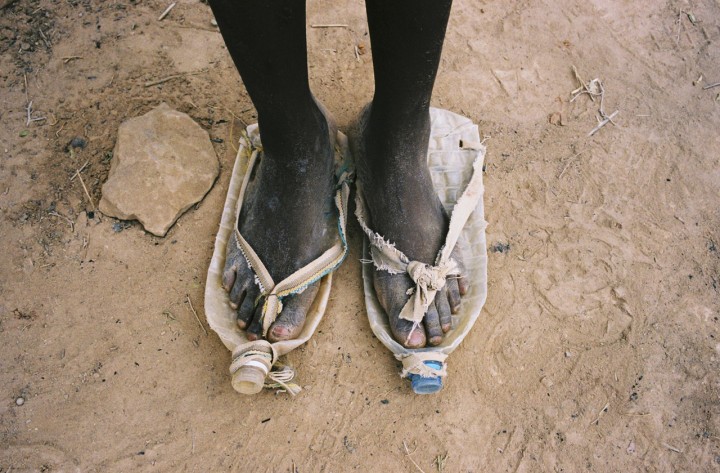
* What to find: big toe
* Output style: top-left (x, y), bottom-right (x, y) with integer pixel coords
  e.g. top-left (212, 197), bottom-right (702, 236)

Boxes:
top-left (267, 283), bottom-right (320, 342)
top-left (393, 319), bottom-right (426, 348)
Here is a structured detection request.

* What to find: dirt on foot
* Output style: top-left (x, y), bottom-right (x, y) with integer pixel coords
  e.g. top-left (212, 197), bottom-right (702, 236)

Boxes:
top-left (1, 0), bottom-right (719, 471)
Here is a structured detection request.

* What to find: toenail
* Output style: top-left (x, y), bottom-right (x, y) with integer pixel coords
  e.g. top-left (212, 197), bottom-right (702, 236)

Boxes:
top-left (406, 330), bottom-right (426, 348)
top-left (270, 325), bottom-right (291, 340)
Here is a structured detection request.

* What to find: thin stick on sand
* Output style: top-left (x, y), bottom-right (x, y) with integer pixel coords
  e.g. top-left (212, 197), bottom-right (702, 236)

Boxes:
top-left (158, 2), bottom-right (176, 21)
top-left (572, 65), bottom-right (595, 102)
top-left (186, 294), bottom-right (208, 336)
top-left (402, 441), bottom-right (426, 473)
top-left (557, 150), bottom-right (585, 179)
top-left (70, 160), bottom-right (89, 181)
top-left (588, 110), bottom-right (619, 136)
top-left (144, 69), bottom-right (206, 88)
top-left (48, 211), bottom-right (75, 232)
top-left (589, 401), bottom-right (610, 426)
top-left (702, 82), bottom-right (720, 90)
top-left (72, 160), bottom-right (96, 211)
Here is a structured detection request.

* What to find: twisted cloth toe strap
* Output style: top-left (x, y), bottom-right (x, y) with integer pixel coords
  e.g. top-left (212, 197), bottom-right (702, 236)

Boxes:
top-left (355, 153), bottom-right (484, 343)
top-left (230, 340), bottom-right (301, 395)
top-left (396, 352), bottom-right (448, 378)
top-left (234, 148), bottom-right (352, 338)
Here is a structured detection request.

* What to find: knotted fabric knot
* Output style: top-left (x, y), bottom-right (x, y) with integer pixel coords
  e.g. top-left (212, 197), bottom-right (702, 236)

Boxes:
top-left (396, 352), bottom-right (449, 379)
top-left (400, 259), bottom-right (459, 330)
top-left (407, 260), bottom-right (456, 292)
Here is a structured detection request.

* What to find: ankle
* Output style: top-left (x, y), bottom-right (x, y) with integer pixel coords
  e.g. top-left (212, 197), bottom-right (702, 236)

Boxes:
top-left (256, 102), bottom-right (331, 166)
top-left (362, 108), bottom-right (432, 173)
top-left (368, 98), bottom-right (430, 127)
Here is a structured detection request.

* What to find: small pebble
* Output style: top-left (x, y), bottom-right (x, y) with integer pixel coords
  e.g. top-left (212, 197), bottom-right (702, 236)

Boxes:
top-left (16, 397), bottom-right (25, 406)
top-left (69, 137), bottom-right (87, 149)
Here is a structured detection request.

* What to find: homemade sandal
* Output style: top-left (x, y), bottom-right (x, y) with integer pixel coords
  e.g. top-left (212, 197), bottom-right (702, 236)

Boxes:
top-left (356, 108), bottom-right (488, 394)
top-left (205, 123), bottom-right (352, 395)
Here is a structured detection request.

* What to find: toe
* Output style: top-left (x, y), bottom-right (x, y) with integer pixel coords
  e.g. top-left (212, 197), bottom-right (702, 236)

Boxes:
top-left (424, 304), bottom-right (443, 346)
top-left (451, 244), bottom-right (469, 296)
top-left (229, 277), bottom-right (246, 310)
top-left (374, 272), bottom-right (427, 348)
top-left (457, 274), bottom-right (470, 296)
top-left (222, 264), bottom-right (237, 292)
top-left (246, 302), bottom-right (264, 341)
top-left (237, 285), bottom-right (260, 329)
top-left (391, 316), bottom-right (426, 348)
top-left (267, 283), bottom-right (319, 342)
top-left (436, 287), bottom-right (452, 332)
top-left (403, 322), bottom-right (427, 348)
top-left (446, 278), bottom-right (462, 314)
top-left (222, 233), bottom-right (243, 292)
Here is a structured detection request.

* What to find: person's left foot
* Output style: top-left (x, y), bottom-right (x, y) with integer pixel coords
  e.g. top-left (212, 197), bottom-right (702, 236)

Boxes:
top-left (356, 104), bottom-right (469, 348)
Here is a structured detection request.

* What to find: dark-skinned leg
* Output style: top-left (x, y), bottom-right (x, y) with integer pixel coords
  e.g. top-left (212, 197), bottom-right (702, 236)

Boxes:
top-left (359, 0), bottom-right (468, 348)
top-left (209, 0), bottom-right (336, 342)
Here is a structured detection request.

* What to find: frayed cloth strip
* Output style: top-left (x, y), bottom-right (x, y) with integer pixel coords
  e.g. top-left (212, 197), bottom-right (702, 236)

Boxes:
top-left (396, 352), bottom-right (448, 379)
top-left (233, 135), bottom-right (352, 338)
top-left (354, 151), bottom-right (483, 331)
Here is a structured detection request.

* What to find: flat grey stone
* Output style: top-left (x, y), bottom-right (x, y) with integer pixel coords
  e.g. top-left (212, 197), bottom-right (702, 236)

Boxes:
top-left (99, 103), bottom-right (219, 237)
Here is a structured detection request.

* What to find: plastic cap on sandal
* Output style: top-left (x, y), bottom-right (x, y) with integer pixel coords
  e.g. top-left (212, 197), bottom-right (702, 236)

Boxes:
top-left (232, 365), bottom-right (266, 395)
top-left (408, 360), bottom-right (444, 394)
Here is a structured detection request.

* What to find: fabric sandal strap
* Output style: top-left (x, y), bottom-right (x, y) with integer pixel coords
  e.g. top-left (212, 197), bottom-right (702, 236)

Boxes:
top-left (355, 152), bottom-right (484, 337)
top-left (234, 147), bottom-right (352, 338)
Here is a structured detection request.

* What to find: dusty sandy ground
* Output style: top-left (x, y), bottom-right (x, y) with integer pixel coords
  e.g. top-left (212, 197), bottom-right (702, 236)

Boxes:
top-left (1, 0), bottom-right (720, 471)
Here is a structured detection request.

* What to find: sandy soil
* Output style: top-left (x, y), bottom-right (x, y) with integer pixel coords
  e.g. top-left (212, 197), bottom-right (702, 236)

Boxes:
top-left (1, 0), bottom-right (719, 471)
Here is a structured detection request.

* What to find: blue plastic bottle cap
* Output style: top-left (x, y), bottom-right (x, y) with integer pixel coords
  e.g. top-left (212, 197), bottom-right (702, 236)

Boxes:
top-left (409, 360), bottom-right (444, 394)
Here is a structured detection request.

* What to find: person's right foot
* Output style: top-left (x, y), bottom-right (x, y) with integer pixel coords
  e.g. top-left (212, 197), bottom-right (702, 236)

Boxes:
top-left (357, 105), bottom-right (469, 348)
top-left (222, 100), bottom-right (338, 342)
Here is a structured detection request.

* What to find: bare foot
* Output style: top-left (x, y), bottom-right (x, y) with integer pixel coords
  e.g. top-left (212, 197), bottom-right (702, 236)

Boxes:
top-left (357, 105), bottom-right (468, 348)
top-left (222, 101), bottom-right (338, 342)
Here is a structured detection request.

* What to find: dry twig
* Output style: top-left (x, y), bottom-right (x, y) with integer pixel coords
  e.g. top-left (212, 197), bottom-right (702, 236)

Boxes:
top-left (48, 210), bottom-right (74, 232)
top-left (403, 441), bottom-right (426, 473)
top-left (589, 401), bottom-right (610, 426)
top-left (23, 74), bottom-right (46, 125)
top-left (702, 82), bottom-right (720, 90)
top-left (26, 100), bottom-right (46, 125)
top-left (158, 2), bottom-right (176, 21)
top-left (144, 69), bottom-right (206, 87)
top-left (571, 65), bottom-right (595, 102)
top-left (435, 453), bottom-right (448, 472)
top-left (557, 150), bottom-right (585, 179)
top-left (186, 294), bottom-right (208, 335)
top-left (588, 110), bottom-right (620, 136)
top-left (663, 443), bottom-right (681, 453)
top-left (76, 172), bottom-right (95, 211)
top-left (70, 160), bottom-right (89, 181)
top-left (570, 68), bottom-right (619, 136)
